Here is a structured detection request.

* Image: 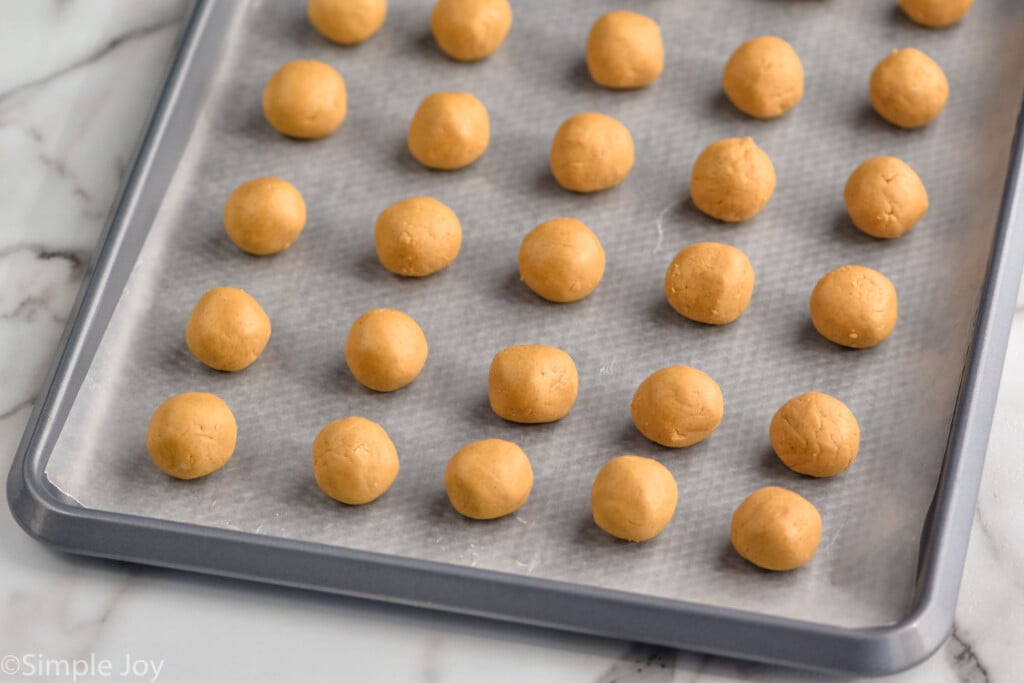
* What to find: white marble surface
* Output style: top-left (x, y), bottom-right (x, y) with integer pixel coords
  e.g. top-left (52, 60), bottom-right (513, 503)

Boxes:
top-left (1, 2), bottom-right (1021, 681)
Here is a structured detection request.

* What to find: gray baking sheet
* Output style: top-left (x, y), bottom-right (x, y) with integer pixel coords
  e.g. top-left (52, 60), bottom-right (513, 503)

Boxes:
top-left (45, 0), bottom-right (1024, 629)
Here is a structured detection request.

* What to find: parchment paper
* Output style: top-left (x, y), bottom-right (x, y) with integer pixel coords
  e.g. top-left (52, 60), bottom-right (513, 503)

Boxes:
top-left (45, 0), bottom-right (1024, 628)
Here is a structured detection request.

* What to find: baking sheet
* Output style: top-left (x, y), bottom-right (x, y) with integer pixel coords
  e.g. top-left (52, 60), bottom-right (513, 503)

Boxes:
top-left (44, 0), bottom-right (1024, 629)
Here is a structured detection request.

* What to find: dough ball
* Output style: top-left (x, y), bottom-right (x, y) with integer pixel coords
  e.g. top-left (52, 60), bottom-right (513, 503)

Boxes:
top-left (810, 265), bottom-right (898, 349)
top-left (770, 392), bottom-right (860, 477)
top-left (262, 60), bottom-right (347, 139)
top-left (690, 137), bottom-right (776, 222)
top-left (723, 36), bottom-right (804, 119)
top-left (345, 308), bottom-right (428, 392)
top-left (431, 0), bottom-right (512, 62)
top-left (186, 287), bottom-right (271, 372)
top-left (408, 92), bottom-right (490, 170)
top-left (631, 366), bottom-right (724, 448)
top-left (445, 439), bottom-right (533, 519)
top-left (586, 11), bottom-right (664, 90)
top-left (375, 196), bottom-right (462, 276)
top-left (312, 416), bottom-right (399, 505)
top-left (591, 455), bottom-right (678, 542)
top-left (844, 156), bottom-right (929, 239)
top-left (307, 0), bottom-right (387, 45)
top-left (870, 48), bottom-right (948, 129)
top-left (223, 177), bottom-right (307, 255)
top-left (550, 112), bottom-right (635, 193)
top-left (488, 344), bottom-right (578, 424)
top-left (518, 218), bottom-right (606, 303)
top-left (664, 242), bottom-right (755, 325)
top-left (900, 0), bottom-right (974, 28)
top-left (146, 392), bottom-right (237, 480)
top-left (730, 486), bottom-right (822, 571)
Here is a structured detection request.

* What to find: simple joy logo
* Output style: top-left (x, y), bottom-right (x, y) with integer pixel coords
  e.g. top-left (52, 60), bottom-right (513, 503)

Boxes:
top-left (1, 653), bottom-right (164, 682)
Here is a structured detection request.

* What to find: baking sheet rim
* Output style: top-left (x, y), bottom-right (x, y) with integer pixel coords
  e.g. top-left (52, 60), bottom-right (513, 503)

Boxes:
top-left (8, 0), bottom-right (1024, 675)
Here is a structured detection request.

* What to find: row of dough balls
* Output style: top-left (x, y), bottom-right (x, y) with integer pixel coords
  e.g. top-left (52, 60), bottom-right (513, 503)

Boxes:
top-left (261, 45), bottom-right (949, 182)
top-left (665, 247), bottom-right (901, 350)
top-left (183, 250), bottom-right (896, 396)
top-left (301, 0), bottom-right (967, 111)
top-left (224, 139), bottom-right (929, 259)
top-left (147, 374), bottom-right (856, 569)
top-left (222, 182), bottom-right (604, 299)
top-left (688, 138), bottom-right (931, 235)
top-left (149, 355), bottom-right (862, 481)
top-left (307, 0), bottom-right (974, 52)
top-left (720, 38), bottom-right (950, 129)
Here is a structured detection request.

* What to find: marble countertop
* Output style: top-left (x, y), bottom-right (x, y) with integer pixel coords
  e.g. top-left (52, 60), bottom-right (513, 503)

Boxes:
top-left (1, 2), bottom-right (1022, 681)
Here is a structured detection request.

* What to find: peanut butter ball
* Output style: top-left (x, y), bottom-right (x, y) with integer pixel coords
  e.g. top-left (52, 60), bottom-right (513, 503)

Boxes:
top-left (591, 455), bottom-right (678, 542)
top-left (445, 439), bottom-right (533, 519)
top-left (146, 392), bottom-right (237, 480)
top-left (870, 48), bottom-right (948, 129)
top-left (223, 177), bottom-right (306, 256)
top-left (664, 242), bottom-right (755, 325)
top-left (550, 113), bottom-right (634, 193)
top-left (770, 392), bottom-right (860, 477)
top-left (345, 309), bottom-right (428, 392)
top-left (308, 0), bottom-right (387, 45)
top-left (723, 36), bottom-right (804, 119)
top-left (586, 11), bottom-right (664, 90)
top-left (186, 287), bottom-right (271, 372)
top-left (731, 486), bottom-right (822, 571)
top-left (262, 60), bottom-right (347, 139)
top-left (431, 0), bottom-right (512, 62)
top-left (631, 366), bottom-right (724, 448)
top-left (690, 137), bottom-right (776, 222)
top-left (900, 0), bottom-right (974, 28)
top-left (375, 196), bottom-right (462, 276)
top-left (489, 344), bottom-right (578, 424)
top-left (312, 417), bottom-right (399, 505)
top-left (844, 156), bottom-right (929, 239)
top-left (518, 218), bottom-right (606, 303)
top-left (408, 92), bottom-right (490, 170)
top-left (810, 265), bottom-right (898, 349)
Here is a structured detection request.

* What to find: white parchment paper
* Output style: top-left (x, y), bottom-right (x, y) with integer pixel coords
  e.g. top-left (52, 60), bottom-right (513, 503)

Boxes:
top-left (46, 0), bottom-right (1024, 628)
